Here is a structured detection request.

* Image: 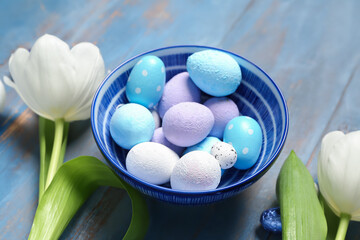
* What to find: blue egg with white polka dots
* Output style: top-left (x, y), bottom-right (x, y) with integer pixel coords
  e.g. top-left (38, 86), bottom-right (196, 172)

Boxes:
top-left (126, 55), bottom-right (165, 108)
top-left (223, 116), bottom-right (262, 170)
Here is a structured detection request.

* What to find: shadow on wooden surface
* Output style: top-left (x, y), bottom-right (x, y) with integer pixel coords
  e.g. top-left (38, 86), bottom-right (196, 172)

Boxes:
top-left (68, 120), bottom-right (92, 143)
top-left (144, 185), bottom-right (266, 240)
top-left (60, 187), bottom-right (131, 240)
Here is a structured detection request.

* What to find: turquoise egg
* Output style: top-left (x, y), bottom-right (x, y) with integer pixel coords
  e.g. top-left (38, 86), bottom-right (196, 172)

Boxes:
top-left (223, 116), bottom-right (262, 170)
top-left (187, 50), bottom-right (242, 97)
top-left (126, 55), bottom-right (165, 108)
top-left (183, 136), bottom-right (220, 155)
top-left (110, 103), bottom-right (155, 150)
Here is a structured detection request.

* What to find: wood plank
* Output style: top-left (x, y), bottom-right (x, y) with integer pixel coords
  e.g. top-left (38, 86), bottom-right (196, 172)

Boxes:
top-left (0, 109), bottom-right (38, 239)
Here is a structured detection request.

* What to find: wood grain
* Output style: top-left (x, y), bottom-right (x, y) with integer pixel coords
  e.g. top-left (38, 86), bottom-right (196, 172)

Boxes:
top-left (1, 0), bottom-right (360, 239)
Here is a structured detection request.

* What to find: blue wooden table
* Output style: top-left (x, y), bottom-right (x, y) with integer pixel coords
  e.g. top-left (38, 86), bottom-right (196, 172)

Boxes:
top-left (1, 0), bottom-right (360, 239)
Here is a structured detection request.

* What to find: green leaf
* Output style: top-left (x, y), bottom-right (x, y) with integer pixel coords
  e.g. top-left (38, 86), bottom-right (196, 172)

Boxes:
top-left (39, 117), bottom-right (69, 200)
top-left (29, 156), bottom-right (149, 240)
top-left (319, 193), bottom-right (340, 240)
top-left (276, 151), bottom-right (327, 240)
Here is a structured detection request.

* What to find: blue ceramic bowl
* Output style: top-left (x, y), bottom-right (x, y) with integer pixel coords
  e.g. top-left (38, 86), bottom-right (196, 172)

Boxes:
top-left (91, 46), bottom-right (289, 205)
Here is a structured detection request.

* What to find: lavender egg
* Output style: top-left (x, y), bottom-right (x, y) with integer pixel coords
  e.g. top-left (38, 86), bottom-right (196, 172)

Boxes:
top-left (158, 72), bottom-right (201, 118)
top-left (151, 127), bottom-right (184, 155)
top-left (162, 102), bottom-right (214, 147)
top-left (204, 97), bottom-right (240, 138)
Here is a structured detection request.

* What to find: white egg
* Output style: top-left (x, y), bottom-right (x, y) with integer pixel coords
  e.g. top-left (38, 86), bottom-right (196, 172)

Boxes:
top-left (210, 142), bottom-right (237, 169)
top-left (151, 110), bottom-right (161, 128)
top-left (126, 142), bottom-right (179, 185)
top-left (170, 151), bottom-right (221, 191)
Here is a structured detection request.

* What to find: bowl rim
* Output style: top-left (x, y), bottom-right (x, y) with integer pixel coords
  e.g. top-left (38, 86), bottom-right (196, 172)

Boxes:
top-left (90, 45), bottom-right (289, 195)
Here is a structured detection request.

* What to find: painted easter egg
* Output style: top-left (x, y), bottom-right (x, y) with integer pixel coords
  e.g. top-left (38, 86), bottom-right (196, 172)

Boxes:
top-left (183, 136), bottom-right (220, 155)
top-left (204, 97), bottom-right (240, 138)
top-left (162, 102), bottom-right (214, 147)
top-left (110, 103), bottom-right (155, 150)
top-left (158, 72), bottom-right (201, 118)
top-left (126, 55), bottom-right (165, 108)
top-left (210, 141), bottom-right (237, 169)
top-left (170, 151), bottom-right (221, 191)
top-left (223, 116), bottom-right (262, 170)
top-left (126, 142), bottom-right (179, 185)
top-left (151, 109), bottom-right (161, 128)
top-left (186, 50), bottom-right (242, 97)
top-left (151, 127), bottom-right (184, 155)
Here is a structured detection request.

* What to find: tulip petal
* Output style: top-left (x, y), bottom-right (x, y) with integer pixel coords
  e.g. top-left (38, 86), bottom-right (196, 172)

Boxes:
top-left (28, 34), bottom-right (77, 119)
top-left (326, 134), bottom-right (352, 213)
top-left (3, 75), bottom-right (16, 89)
top-left (319, 131), bottom-right (344, 162)
top-left (318, 131), bottom-right (344, 216)
top-left (64, 42), bottom-right (105, 121)
top-left (340, 132), bottom-right (360, 218)
top-left (8, 48), bottom-right (53, 119)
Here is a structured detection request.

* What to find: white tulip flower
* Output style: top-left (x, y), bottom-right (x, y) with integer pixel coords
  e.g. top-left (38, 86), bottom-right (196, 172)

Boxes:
top-left (4, 34), bottom-right (105, 122)
top-left (318, 130), bottom-right (360, 240)
top-left (4, 34), bottom-right (105, 188)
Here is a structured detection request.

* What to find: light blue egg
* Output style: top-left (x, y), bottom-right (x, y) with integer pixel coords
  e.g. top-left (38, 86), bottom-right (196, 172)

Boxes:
top-left (126, 55), bottom-right (165, 108)
top-left (223, 116), bottom-right (262, 170)
top-left (187, 50), bottom-right (242, 97)
top-left (110, 103), bottom-right (155, 149)
top-left (183, 136), bottom-right (221, 155)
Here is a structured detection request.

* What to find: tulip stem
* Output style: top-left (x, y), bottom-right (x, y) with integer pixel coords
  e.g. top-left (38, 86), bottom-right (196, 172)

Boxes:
top-left (335, 213), bottom-right (351, 240)
top-left (45, 119), bottom-right (66, 189)
top-left (39, 117), bottom-right (49, 200)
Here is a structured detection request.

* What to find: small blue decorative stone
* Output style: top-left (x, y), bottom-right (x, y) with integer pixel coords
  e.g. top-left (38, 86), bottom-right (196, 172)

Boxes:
top-left (260, 207), bottom-right (282, 233)
top-left (110, 103), bottom-right (155, 150)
